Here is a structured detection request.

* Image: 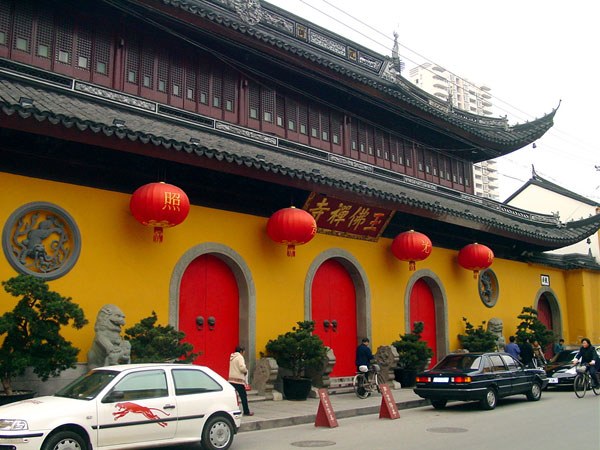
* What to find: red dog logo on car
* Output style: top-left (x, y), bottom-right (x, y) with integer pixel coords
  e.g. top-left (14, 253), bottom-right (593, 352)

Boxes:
top-left (113, 402), bottom-right (170, 427)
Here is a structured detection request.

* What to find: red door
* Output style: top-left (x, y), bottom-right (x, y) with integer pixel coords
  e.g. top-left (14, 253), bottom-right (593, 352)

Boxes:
top-left (410, 279), bottom-right (437, 368)
top-left (179, 254), bottom-right (239, 378)
top-left (312, 259), bottom-right (357, 377)
top-left (537, 295), bottom-right (553, 359)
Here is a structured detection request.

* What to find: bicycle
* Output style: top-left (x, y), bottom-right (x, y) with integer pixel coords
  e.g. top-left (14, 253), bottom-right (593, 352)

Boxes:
top-left (573, 364), bottom-right (600, 398)
top-left (353, 364), bottom-right (380, 399)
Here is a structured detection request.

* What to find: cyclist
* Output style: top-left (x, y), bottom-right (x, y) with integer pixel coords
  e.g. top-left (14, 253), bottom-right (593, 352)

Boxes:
top-left (356, 337), bottom-right (374, 377)
top-left (572, 338), bottom-right (600, 388)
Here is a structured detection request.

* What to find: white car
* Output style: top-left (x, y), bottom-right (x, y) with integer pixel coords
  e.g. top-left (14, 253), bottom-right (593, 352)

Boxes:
top-left (0, 364), bottom-right (242, 450)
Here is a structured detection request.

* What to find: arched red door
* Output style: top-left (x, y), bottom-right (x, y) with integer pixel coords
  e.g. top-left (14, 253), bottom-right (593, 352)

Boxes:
top-left (537, 295), bottom-right (553, 359)
top-left (410, 279), bottom-right (437, 369)
top-left (179, 254), bottom-right (239, 378)
top-left (312, 259), bottom-right (357, 377)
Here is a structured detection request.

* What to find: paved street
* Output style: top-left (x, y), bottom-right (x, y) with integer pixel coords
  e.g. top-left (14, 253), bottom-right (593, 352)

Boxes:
top-left (232, 389), bottom-right (599, 450)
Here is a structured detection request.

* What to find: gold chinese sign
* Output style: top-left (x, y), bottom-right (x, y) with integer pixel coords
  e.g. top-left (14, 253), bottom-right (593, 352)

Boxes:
top-left (303, 193), bottom-right (394, 242)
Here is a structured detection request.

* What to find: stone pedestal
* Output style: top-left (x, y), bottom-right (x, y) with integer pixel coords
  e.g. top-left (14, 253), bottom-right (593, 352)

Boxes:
top-left (375, 345), bottom-right (401, 389)
top-left (306, 346), bottom-right (335, 389)
top-left (251, 357), bottom-right (280, 400)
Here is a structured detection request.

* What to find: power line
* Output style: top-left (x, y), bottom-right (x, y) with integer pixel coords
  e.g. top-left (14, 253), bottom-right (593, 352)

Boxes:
top-left (296, 0), bottom-right (598, 160)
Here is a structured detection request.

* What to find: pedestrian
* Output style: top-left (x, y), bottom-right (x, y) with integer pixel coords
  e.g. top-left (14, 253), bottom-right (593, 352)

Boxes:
top-left (505, 336), bottom-right (520, 360)
top-left (229, 345), bottom-right (253, 416)
top-left (532, 340), bottom-right (546, 365)
top-left (553, 338), bottom-right (565, 356)
top-left (520, 338), bottom-right (534, 368)
top-left (355, 337), bottom-right (374, 374)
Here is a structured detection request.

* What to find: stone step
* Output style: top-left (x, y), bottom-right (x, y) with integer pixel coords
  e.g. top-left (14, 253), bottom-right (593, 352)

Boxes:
top-left (247, 394), bottom-right (267, 402)
top-left (329, 376), bottom-right (355, 388)
top-left (327, 385), bottom-right (355, 395)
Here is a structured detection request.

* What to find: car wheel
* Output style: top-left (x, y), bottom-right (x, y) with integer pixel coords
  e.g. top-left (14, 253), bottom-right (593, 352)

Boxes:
top-left (431, 399), bottom-right (447, 410)
top-left (42, 431), bottom-right (87, 450)
top-left (526, 381), bottom-right (542, 401)
top-left (480, 388), bottom-right (497, 410)
top-left (202, 415), bottom-right (234, 450)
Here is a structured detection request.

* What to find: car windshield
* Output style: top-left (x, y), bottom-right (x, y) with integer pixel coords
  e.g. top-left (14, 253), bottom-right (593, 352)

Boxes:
top-left (431, 355), bottom-right (482, 372)
top-left (550, 350), bottom-right (577, 363)
top-left (55, 370), bottom-right (119, 400)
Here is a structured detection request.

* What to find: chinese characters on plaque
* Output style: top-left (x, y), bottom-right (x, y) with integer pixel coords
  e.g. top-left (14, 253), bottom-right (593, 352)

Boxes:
top-left (303, 193), bottom-right (394, 241)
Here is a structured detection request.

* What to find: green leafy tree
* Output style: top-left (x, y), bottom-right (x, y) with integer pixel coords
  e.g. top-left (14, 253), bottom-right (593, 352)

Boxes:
top-left (0, 275), bottom-right (88, 395)
top-left (458, 317), bottom-right (497, 352)
top-left (392, 321), bottom-right (434, 370)
top-left (264, 321), bottom-right (327, 378)
top-left (515, 306), bottom-right (554, 349)
top-left (125, 311), bottom-right (199, 363)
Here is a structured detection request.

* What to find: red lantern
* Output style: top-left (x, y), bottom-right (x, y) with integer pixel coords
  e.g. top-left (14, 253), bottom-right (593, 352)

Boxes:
top-left (458, 243), bottom-right (494, 278)
top-left (130, 182), bottom-right (190, 243)
top-left (267, 207), bottom-right (317, 257)
top-left (391, 230), bottom-right (432, 271)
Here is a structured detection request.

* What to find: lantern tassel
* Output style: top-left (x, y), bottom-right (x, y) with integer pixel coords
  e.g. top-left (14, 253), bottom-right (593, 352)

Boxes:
top-left (153, 227), bottom-right (164, 243)
top-left (472, 270), bottom-right (479, 279)
top-left (287, 244), bottom-right (295, 257)
top-left (409, 261), bottom-right (416, 271)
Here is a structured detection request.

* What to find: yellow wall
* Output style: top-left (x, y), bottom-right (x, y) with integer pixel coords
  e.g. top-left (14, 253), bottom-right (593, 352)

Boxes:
top-left (1, 172), bottom-right (598, 361)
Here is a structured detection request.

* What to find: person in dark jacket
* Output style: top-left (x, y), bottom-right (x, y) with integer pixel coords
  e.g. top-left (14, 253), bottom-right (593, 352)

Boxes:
top-left (355, 337), bottom-right (374, 373)
top-left (573, 338), bottom-right (600, 388)
top-left (520, 338), bottom-right (535, 368)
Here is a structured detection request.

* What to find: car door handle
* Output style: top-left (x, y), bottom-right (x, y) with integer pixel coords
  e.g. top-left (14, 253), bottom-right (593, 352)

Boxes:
top-left (163, 404), bottom-right (176, 410)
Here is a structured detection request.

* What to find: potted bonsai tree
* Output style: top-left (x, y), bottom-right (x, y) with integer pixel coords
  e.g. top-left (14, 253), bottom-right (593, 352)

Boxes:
top-left (392, 321), bottom-right (433, 387)
top-left (125, 311), bottom-right (199, 363)
top-left (515, 307), bottom-right (554, 350)
top-left (458, 317), bottom-right (497, 352)
top-left (264, 320), bottom-right (327, 400)
top-left (0, 275), bottom-right (87, 404)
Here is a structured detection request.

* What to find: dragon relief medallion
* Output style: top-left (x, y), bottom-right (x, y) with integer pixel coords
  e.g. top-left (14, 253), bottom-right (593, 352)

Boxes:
top-left (478, 268), bottom-right (499, 308)
top-left (2, 202), bottom-right (81, 280)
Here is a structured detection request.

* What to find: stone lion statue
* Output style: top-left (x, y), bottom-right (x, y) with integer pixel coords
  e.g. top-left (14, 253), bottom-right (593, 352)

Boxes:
top-left (87, 304), bottom-right (131, 369)
top-left (486, 318), bottom-right (506, 352)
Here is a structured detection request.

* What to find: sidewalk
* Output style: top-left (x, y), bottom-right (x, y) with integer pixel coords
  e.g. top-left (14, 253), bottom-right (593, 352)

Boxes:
top-left (239, 388), bottom-right (429, 432)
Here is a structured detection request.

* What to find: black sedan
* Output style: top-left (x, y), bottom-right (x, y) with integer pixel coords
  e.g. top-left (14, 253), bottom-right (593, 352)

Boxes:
top-left (545, 348), bottom-right (600, 387)
top-left (413, 352), bottom-right (548, 410)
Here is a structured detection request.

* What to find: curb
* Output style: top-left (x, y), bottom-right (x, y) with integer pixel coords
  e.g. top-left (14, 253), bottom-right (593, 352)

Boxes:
top-left (239, 398), bottom-right (430, 432)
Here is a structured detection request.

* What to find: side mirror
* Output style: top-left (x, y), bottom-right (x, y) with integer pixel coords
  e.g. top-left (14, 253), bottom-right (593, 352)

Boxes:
top-left (102, 390), bottom-right (125, 403)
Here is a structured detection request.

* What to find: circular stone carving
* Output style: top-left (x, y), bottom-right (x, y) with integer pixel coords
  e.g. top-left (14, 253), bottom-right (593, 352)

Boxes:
top-left (2, 202), bottom-right (81, 280)
top-left (478, 268), bottom-right (499, 308)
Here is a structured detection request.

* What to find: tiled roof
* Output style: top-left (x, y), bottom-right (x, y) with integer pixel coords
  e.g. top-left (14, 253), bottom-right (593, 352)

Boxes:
top-left (0, 71), bottom-right (598, 250)
top-left (116, 0), bottom-right (558, 157)
top-left (505, 171), bottom-right (599, 207)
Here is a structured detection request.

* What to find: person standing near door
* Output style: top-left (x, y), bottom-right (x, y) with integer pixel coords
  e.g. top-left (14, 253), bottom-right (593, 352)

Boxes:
top-left (229, 346), bottom-right (253, 416)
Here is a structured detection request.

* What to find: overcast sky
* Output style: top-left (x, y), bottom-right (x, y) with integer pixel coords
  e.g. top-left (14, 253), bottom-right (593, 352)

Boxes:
top-left (266, 0), bottom-right (600, 206)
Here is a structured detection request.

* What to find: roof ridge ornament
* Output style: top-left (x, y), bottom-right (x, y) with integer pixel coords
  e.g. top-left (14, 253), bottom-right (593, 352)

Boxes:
top-left (391, 31), bottom-right (405, 74)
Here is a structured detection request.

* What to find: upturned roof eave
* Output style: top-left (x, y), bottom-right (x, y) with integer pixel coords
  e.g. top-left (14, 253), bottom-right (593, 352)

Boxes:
top-left (116, 0), bottom-right (557, 155)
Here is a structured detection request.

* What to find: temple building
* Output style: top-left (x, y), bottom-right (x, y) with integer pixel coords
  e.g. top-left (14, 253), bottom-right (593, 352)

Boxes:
top-left (1, 0), bottom-right (599, 383)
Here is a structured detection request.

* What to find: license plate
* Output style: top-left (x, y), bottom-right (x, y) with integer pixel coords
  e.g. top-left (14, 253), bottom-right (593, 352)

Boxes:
top-left (548, 378), bottom-right (558, 384)
top-left (433, 377), bottom-right (449, 383)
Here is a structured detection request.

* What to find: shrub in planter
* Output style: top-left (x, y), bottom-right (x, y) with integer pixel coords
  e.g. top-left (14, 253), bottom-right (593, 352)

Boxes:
top-left (458, 317), bottom-right (497, 352)
top-left (515, 307), bottom-right (554, 349)
top-left (263, 321), bottom-right (327, 400)
top-left (124, 311), bottom-right (199, 363)
top-left (0, 275), bottom-right (88, 397)
top-left (392, 322), bottom-right (434, 387)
